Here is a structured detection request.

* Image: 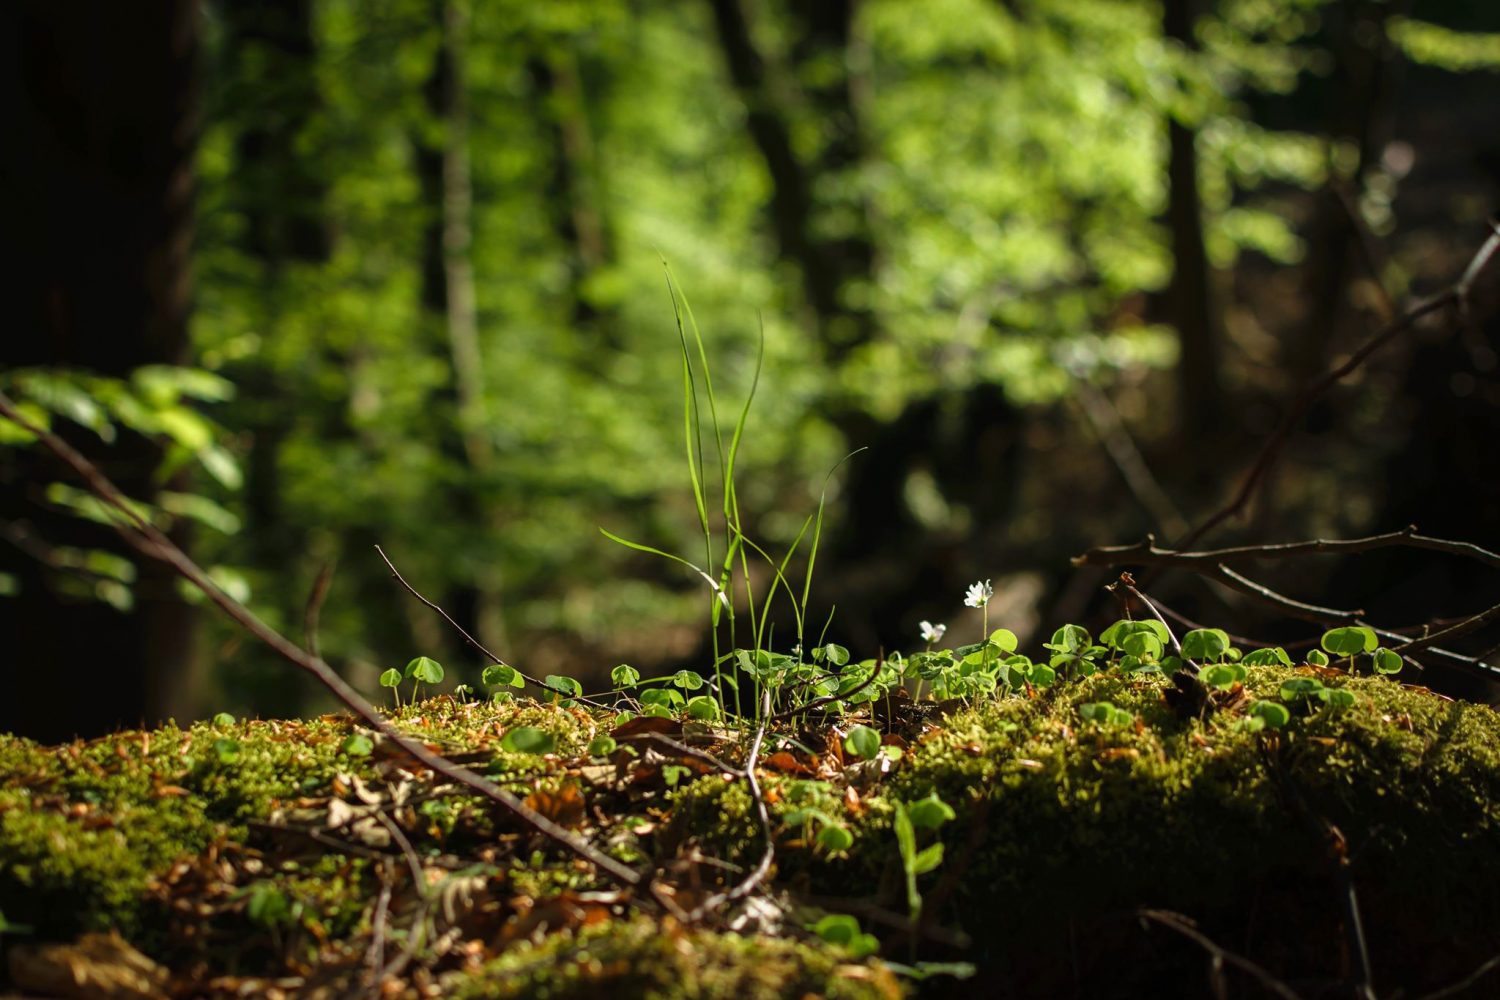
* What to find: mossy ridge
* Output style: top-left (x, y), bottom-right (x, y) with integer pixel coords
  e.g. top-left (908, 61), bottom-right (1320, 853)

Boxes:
top-left (3, 667), bottom-right (1499, 995)
top-left (449, 916), bottom-right (901, 1000)
top-left (0, 697), bottom-right (596, 941)
top-left (668, 665), bottom-right (1500, 989)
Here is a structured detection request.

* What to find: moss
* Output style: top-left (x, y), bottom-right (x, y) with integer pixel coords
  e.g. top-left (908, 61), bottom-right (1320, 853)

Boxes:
top-left (449, 917), bottom-right (901, 1000)
top-left (4, 673), bottom-right (1498, 995)
top-left (669, 667), bottom-right (1500, 990)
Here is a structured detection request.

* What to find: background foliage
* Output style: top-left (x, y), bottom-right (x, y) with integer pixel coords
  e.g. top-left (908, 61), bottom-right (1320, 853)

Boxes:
top-left (3, 0), bottom-right (1498, 736)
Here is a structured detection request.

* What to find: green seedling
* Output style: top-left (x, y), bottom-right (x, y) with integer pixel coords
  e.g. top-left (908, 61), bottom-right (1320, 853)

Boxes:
top-left (810, 914), bottom-right (879, 958)
top-left (342, 733), bottom-right (373, 757)
top-left (1321, 626), bottom-right (1378, 673)
top-left (893, 796), bottom-right (950, 927)
top-left (1181, 628), bottom-right (1232, 662)
top-left (404, 656), bottom-right (444, 702)
top-left (843, 724), bottom-right (882, 761)
top-left (501, 726), bottom-right (556, 755)
top-left (1078, 701), bottom-right (1134, 726)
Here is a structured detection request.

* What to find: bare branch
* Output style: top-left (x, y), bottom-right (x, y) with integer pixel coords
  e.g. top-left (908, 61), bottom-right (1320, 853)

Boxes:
top-left (1069, 377), bottom-right (1188, 538)
top-left (304, 560), bottom-right (335, 661)
top-left (1177, 229), bottom-right (1500, 549)
top-left (1417, 951), bottom-right (1500, 1000)
top-left (1075, 526), bottom-right (1500, 573)
top-left (1391, 601), bottom-right (1500, 657)
top-left (1212, 564), bottom-right (1364, 623)
top-left (374, 544), bottom-right (613, 711)
top-left (1138, 909), bottom-right (1304, 1000)
top-left (685, 688), bottom-right (775, 921)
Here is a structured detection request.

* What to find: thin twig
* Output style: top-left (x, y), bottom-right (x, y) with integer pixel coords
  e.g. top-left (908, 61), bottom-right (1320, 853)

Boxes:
top-left (1138, 909), bottom-right (1304, 1000)
top-left (0, 391), bottom-right (651, 898)
top-left (1069, 376), bottom-right (1188, 537)
top-left (1178, 228), bottom-right (1500, 549)
top-left (685, 689), bottom-right (774, 921)
top-left (636, 732), bottom-right (745, 777)
top-left (1212, 565), bottom-right (1364, 623)
top-left (1076, 527), bottom-right (1500, 573)
top-left (1416, 951), bottom-right (1500, 1000)
top-left (1135, 594), bottom-right (1275, 651)
top-left (373, 810), bottom-right (427, 893)
top-left (1331, 181), bottom-right (1398, 322)
top-left (365, 865), bottom-right (394, 999)
top-left (374, 545), bottom-right (614, 711)
top-left (1390, 601), bottom-right (1500, 656)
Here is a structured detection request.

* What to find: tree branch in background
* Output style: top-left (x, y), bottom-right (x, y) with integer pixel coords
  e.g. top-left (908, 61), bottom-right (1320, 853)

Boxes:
top-left (1138, 909), bottom-right (1304, 1000)
top-left (0, 390), bottom-right (657, 902)
top-left (1075, 528), bottom-right (1500, 678)
top-left (1177, 225), bottom-right (1500, 549)
top-left (303, 559), bottom-right (334, 661)
top-left (1077, 526), bottom-right (1500, 572)
top-left (1069, 377), bottom-right (1188, 538)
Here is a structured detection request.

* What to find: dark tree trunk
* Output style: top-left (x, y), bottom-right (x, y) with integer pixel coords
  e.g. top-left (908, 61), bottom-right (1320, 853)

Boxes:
top-left (1, 1), bottom-right (200, 740)
top-left (706, 0), bottom-right (876, 362)
top-left (1161, 0), bottom-right (1223, 456)
top-left (704, 0), bottom-right (1024, 658)
top-left (1291, 0), bottom-right (1403, 384)
top-left (220, 0), bottom-right (329, 579)
top-left (527, 46), bottom-right (617, 343)
top-left (416, 0), bottom-right (509, 658)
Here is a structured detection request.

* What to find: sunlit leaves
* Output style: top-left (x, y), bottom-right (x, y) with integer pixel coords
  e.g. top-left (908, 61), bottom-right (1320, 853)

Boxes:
top-left (1181, 628), bottom-right (1231, 662)
top-left (482, 664), bottom-right (524, 689)
top-left (1321, 626), bottom-right (1377, 657)
top-left (405, 657), bottom-right (444, 685)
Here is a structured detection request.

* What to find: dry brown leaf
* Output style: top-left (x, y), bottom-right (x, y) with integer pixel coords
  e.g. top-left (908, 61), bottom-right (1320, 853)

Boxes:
top-left (524, 782), bottom-right (588, 829)
top-left (7, 932), bottom-right (169, 1000)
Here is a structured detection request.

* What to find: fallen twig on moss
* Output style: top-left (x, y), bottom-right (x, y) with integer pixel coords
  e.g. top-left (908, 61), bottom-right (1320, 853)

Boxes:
top-left (0, 390), bottom-right (659, 904)
top-left (685, 689), bottom-right (774, 923)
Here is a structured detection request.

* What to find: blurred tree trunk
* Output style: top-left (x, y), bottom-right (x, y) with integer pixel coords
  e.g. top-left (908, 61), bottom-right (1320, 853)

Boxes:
top-left (1161, 0), bottom-right (1224, 457)
top-left (417, 0), bottom-right (510, 656)
top-left (1, 1), bottom-right (200, 740)
top-left (706, 0), bottom-right (876, 362)
top-left (220, 0), bottom-right (329, 591)
top-left (527, 45), bottom-right (619, 350)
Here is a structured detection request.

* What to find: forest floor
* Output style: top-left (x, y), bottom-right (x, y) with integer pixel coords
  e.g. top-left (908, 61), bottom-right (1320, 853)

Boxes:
top-left (3, 664), bottom-right (1500, 999)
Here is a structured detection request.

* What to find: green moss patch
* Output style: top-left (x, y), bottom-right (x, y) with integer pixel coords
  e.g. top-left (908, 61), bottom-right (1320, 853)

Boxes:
top-left (3, 670), bottom-right (1499, 996)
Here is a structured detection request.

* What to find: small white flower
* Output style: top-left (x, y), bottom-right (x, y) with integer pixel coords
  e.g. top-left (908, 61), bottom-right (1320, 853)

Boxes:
top-left (919, 621), bottom-right (947, 644)
top-left (964, 579), bottom-right (993, 609)
top-left (790, 644), bottom-right (802, 659)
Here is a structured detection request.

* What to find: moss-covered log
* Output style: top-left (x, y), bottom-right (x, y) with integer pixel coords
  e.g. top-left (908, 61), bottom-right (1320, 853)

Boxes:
top-left (2, 666), bottom-right (1498, 997)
